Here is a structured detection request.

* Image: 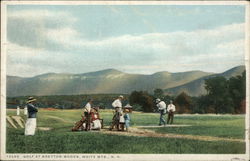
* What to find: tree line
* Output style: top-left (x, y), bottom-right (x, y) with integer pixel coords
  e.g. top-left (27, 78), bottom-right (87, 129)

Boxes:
top-left (7, 71), bottom-right (245, 114)
top-left (129, 71), bottom-right (246, 114)
top-left (7, 94), bottom-right (129, 109)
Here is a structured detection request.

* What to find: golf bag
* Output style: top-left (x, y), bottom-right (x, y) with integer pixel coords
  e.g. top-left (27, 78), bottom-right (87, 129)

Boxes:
top-left (72, 117), bottom-right (85, 131)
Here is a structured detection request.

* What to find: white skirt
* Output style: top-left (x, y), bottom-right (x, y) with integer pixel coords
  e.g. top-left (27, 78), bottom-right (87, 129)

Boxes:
top-left (92, 120), bottom-right (102, 130)
top-left (25, 118), bottom-right (37, 135)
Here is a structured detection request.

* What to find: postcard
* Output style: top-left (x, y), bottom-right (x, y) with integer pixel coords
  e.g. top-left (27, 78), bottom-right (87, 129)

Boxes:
top-left (1, 1), bottom-right (249, 161)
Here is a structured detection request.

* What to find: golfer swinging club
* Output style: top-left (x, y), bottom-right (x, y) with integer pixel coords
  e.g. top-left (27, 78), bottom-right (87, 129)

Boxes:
top-left (156, 98), bottom-right (167, 126)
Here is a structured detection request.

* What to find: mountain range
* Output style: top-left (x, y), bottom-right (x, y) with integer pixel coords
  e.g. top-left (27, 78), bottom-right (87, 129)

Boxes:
top-left (7, 65), bottom-right (245, 97)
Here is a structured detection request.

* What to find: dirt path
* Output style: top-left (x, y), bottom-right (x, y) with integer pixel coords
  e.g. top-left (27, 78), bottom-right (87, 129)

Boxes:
top-left (136, 125), bottom-right (191, 128)
top-left (46, 115), bottom-right (72, 123)
top-left (38, 127), bottom-right (53, 131)
top-left (101, 127), bottom-right (244, 143)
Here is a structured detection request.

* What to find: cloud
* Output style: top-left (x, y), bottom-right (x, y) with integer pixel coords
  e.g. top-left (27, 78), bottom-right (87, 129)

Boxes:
top-left (7, 9), bottom-right (78, 50)
top-left (8, 10), bottom-right (77, 27)
top-left (71, 23), bottom-right (244, 62)
top-left (6, 9), bottom-right (245, 76)
top-left (6, 42), bottom-right (96, 77)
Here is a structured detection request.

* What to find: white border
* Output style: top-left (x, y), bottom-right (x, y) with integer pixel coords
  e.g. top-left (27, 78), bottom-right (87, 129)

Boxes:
top-left (0, 1), bottom-right (249, 161)
top-left (0, 2), bottom-right (7, 161)
top-left (245, 2), bottom-right (250, 161)
top-left (1, 0), bottom-right (249, 5)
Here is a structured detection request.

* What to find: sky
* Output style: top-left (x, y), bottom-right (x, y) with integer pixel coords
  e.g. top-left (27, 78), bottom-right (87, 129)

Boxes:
top-left (6, 5), bottom-right (246, 77)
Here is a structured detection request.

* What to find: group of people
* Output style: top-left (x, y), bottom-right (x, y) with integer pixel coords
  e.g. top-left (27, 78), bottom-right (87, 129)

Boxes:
top-left (156, 98), bottom-right (176, 126)
top-left (81, 99), bottom-right (102, 131)
top-left (76, 95), bottom-right (131, 132)
top-left (109, 95), bottom-right (131, 131)
top-left (23, 95), bottom-right (175, 136)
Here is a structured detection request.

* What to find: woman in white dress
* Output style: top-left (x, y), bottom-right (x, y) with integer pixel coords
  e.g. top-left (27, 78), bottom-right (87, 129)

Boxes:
top-left (24, 97), bottom-right (38, 136)
top-left (91, 108), bottom-right (102, 130)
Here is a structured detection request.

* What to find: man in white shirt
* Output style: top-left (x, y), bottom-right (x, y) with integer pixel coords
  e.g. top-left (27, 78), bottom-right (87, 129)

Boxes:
top-left (156, 98), bottom-right (167, 126)
top-left (110, 95), bottom-right (123, 130)
top-left (112, 96), bottom-right (123, 113)
top-left (83, 99), bottom-right (93, 131)
top-left (167, 100), bottom-right (176, 124)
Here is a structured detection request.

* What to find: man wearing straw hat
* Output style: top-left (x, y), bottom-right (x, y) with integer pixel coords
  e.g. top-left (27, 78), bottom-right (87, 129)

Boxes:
top-left (109, 95), bottom-right (124, 130)
top-left (25, 97), bottom-right (38, 136)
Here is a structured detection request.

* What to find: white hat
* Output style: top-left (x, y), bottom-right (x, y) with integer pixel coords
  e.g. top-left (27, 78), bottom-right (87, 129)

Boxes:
top-left (124, 104), bottom-right (132, 108)
top-left (119, 95), bottom-right (124, 99)
top-left (156, 98), bottom-right (161, 103)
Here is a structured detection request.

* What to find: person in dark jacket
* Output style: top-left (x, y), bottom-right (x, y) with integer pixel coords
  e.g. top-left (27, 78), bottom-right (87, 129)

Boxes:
top-left (24, 97), bottom-right (38, 135)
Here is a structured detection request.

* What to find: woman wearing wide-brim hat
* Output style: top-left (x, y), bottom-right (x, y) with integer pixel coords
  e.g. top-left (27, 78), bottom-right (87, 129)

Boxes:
top-left (24, 97), bottom-right (38, 136)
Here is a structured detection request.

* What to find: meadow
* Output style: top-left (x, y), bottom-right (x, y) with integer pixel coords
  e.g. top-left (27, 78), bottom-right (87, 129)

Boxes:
top-left (6, 109), bottom-right (246, 154)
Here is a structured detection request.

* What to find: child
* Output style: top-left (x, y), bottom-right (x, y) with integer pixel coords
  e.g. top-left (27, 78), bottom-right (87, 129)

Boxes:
top-left (124, 109), bottom-right (131, 132)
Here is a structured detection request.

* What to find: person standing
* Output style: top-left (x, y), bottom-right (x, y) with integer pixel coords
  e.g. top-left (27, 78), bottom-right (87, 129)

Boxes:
top-left (124, 109), bottom-right (131, 132)
top-left (25, 97), bottom-right (38, 136)
top-left (167, 100), bottom-right (176, 124)
top-left (83, 99), bottom-right (93, 131)
top-left (16, 106), bottom-right (20, 116)
top-left (24, 105), bottom-right (28, 116)
top-left (109, 95), bottom-right (123, 130)
top-left (156, 98), bottom-right (167, 126)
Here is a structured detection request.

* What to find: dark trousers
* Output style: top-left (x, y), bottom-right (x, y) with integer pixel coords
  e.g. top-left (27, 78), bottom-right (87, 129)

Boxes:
top-left (167, 112), bottom-right (174, 124)
top-left (159, 110), bottom-right (166, 125)
top-left (84, 112), bottom-right (91, 131)
top-left (110, 112), bottom-right (120, 130)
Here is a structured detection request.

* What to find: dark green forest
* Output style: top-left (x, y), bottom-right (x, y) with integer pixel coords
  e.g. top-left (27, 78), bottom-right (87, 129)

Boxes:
top-left (7, 71), bottom-right (246, 114)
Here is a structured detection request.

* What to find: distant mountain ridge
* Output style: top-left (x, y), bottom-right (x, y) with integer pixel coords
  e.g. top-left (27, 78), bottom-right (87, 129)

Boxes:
top-left (165, 65), bottom-right (246, 96)
top-left (7, 66), bottom-right (245, 97)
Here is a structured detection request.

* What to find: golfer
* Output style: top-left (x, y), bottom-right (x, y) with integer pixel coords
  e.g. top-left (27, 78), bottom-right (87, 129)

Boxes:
top-left (156, 98), bottom-right (167, 126)
top-left (109, 95), bottom-right (124, 130)
top-left (25, 97), bottom-right (38, 136)
top-left (83, 99), bottom-right (93, 131)
top-left (167, 100), bottom-right (176, 124)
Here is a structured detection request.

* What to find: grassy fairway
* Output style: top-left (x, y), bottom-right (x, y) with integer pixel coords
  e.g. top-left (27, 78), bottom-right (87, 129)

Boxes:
top-left (145, 115), bottom-right (245, 139)
top-left (6, 109), bottom-right (246, 154)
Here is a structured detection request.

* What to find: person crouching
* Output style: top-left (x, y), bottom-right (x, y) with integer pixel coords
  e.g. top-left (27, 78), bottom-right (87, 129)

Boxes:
top-left (25, 97), bottom-right (38, 136)
top-left (91, 107), bottom-right (102, 130)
